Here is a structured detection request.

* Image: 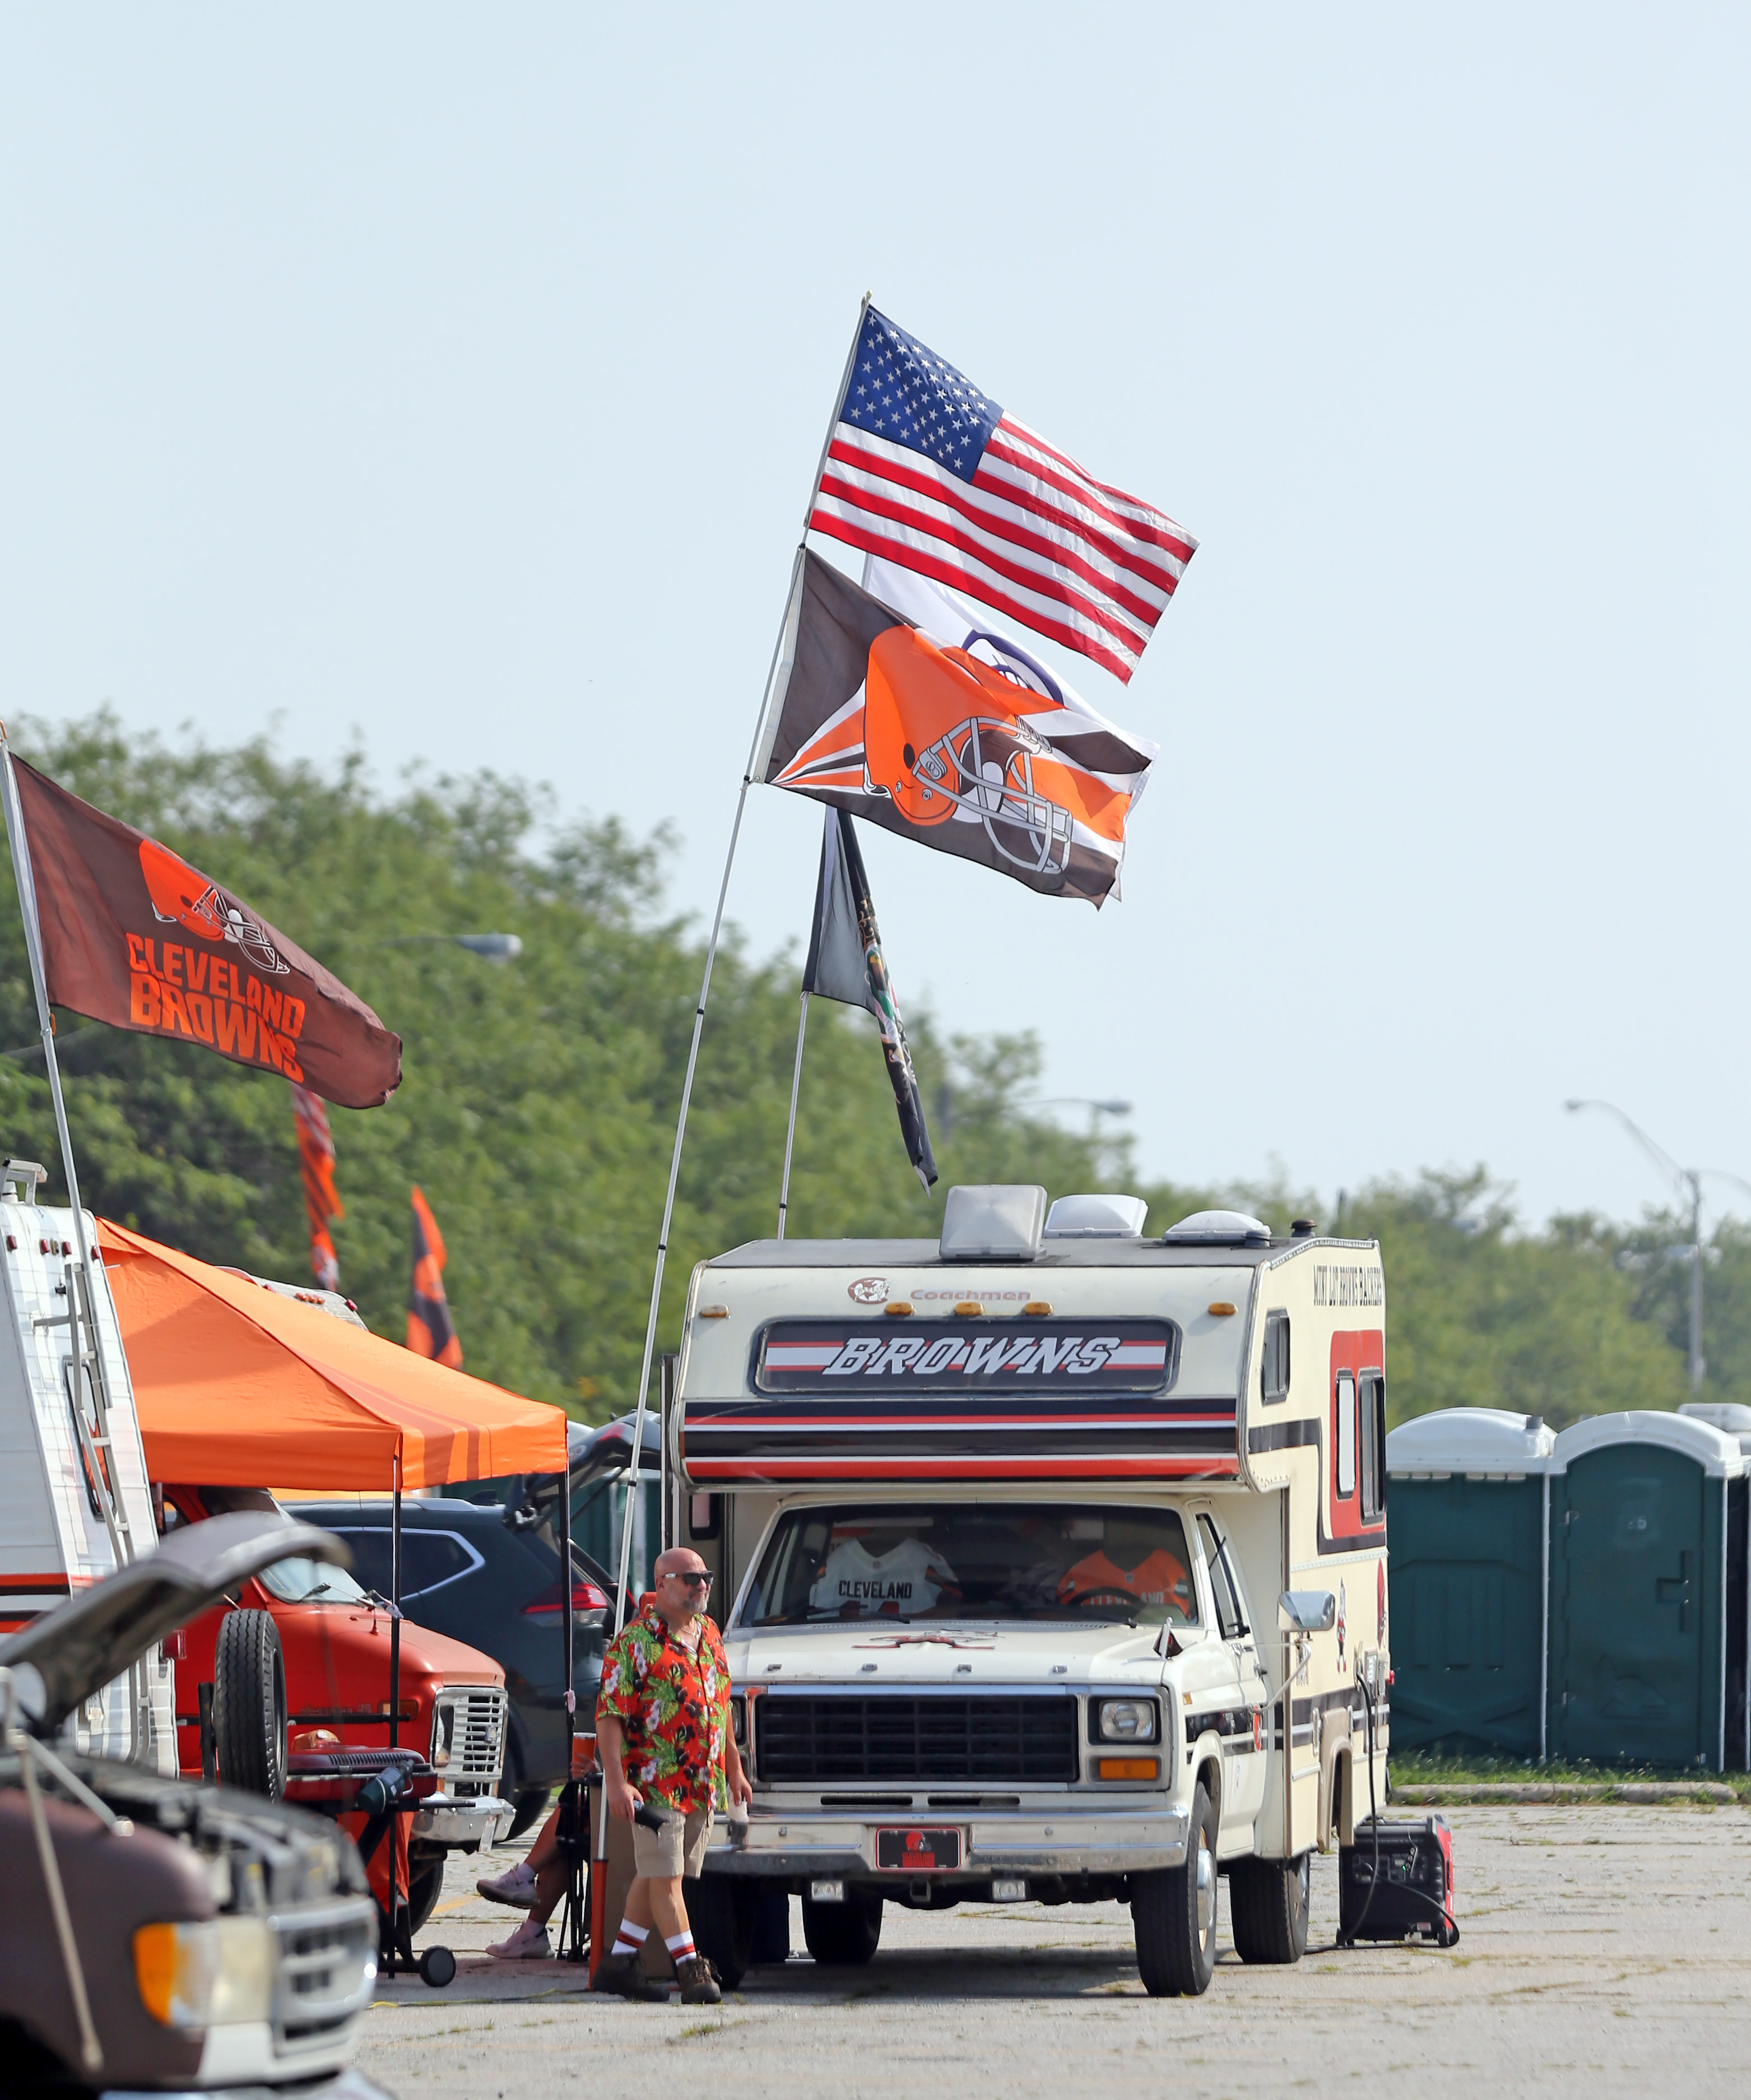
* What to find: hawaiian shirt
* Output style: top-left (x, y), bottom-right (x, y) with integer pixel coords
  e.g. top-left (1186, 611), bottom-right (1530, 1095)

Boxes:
top-left (597, 1602), bottom-right (732, 1811)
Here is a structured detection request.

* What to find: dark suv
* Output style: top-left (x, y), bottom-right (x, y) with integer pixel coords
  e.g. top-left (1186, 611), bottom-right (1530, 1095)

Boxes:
top-left (294, 1496), bottom-right (610, 1839)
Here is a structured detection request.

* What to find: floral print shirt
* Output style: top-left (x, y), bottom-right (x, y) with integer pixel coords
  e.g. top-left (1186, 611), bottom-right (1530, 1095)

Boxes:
top-left (597, 1602), bottom-right (731, 1811)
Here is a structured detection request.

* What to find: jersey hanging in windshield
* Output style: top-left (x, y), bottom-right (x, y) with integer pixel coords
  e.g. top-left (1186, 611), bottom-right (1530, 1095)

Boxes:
top-left (755, 551), bottom-right (1157, 907)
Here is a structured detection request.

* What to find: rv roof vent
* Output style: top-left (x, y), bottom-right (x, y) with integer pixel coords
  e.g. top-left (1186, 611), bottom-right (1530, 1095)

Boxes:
top-left (1043, 1194), bottom-right (1148, 1240)
top-left (939, 1185), bottom-right (1047, 1262)
top-left (1162, 1208), bottom-right (1272, 1247)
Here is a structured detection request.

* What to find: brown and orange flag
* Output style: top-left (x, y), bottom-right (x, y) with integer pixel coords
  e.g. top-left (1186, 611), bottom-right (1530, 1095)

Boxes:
top-left (406, 1187), bottom-right (461, 1368)
top-left (290, 1084), bottom-right (343, 1290)
top-left (3, 755), bottom-right (401, 1108)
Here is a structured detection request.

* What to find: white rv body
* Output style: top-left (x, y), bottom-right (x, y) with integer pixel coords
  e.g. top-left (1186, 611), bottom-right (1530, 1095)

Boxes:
top-left (671, 1196), bottom-right (1390, 1987)
top-left (0, 1162), bottom-right (175, 1771)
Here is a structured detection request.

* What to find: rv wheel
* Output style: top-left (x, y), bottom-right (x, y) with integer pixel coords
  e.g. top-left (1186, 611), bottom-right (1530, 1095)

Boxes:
top-left (213, 1609), bottom-right (287, 1800)
top-left (682, 1874), bottom-right (751, 1989)
top-left (1229, 1851), bottom-right (1311, 1964)
top-left (1132, 1782), bottom-right (1218, 1996)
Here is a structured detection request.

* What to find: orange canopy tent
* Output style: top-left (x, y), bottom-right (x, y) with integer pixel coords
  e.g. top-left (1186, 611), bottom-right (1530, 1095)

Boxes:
top-left (97, 1218), bottom-right (568, 1489)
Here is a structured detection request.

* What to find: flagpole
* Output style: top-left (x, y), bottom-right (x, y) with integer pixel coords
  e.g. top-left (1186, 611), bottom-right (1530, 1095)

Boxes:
top-left (775, 992), bottom-right (810, 1240)
top-left (606, 293), bottom-right (875, 1655)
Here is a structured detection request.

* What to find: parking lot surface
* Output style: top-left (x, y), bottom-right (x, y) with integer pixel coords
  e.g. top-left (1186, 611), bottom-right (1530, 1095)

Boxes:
top-left (358, 1804), bottom-right (1751, 2099)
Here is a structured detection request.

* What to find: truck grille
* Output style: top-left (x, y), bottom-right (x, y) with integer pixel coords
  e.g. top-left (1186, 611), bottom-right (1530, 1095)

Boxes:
top-left (271, 1898), bottom-right (378, 2053)
top-left (442, 1686), bottom-right (507, 1797)
top-left (755, 1693), bottom-right (1078, 1786)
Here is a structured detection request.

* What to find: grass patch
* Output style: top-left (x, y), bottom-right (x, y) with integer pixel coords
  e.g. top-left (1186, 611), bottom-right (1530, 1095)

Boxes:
top-left (1388, 1751), bottom-right (1751, 1802)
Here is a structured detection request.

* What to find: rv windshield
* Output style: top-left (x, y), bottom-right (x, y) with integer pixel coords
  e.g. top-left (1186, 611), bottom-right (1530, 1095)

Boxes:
top-left (739, 1503), bottom-right (1197, 1628)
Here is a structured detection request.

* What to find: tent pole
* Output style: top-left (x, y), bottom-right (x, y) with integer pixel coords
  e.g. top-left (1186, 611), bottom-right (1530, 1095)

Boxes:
top-left (389, 1452), bottom-right (402, 1750)
top-left (776, 992), bottom-right (810, 1240)
top-left (558, 1449), bottom-right (574, 1743)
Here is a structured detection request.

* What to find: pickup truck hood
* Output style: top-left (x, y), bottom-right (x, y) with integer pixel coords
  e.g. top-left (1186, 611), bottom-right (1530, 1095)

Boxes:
top-left (723, 1620), bottom-right (1174, 1686)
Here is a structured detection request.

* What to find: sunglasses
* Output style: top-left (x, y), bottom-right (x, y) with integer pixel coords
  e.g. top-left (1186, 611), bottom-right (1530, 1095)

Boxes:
top-left (667, 1571), bottom-right (713, 1591)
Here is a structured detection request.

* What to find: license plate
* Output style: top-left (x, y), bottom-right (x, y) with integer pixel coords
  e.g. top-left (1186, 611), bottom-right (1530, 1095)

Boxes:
top-left (876, 1826), bottom-right (962, 1873)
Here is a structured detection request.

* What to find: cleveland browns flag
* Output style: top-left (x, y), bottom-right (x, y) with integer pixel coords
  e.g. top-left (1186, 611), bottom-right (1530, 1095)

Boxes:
top-left (755, 550), bottom-right (1157, 907)
top-left (406, 1187), bottom-right (461, 1368)
top-left (802, 808), bottom-right (936, 1191)
top-left (290, 1084), bottom-right (343, 1291)
top-left (3, 756), bottom-right (401, 1108)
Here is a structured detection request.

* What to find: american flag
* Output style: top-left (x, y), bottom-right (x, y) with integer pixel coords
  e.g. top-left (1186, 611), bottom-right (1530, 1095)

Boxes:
top-left (809, 306), bottom-right (1196, 685)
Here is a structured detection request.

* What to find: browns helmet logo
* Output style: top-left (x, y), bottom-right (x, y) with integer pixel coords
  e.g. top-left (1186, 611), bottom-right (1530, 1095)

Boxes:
top-left (138, 837), bottom-right (290, 976)
top-left (861, 629), bottom-right (1079, 877)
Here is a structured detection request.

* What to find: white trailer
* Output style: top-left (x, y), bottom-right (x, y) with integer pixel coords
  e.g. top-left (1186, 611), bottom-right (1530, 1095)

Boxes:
top-left (0, 1158), bottom-right (175, 1771)
top-left (672, 1186), bottom-right (1390, 1994)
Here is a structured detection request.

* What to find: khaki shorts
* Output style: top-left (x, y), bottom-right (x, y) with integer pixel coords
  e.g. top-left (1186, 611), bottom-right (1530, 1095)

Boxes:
top-left (631, 1800), bottom-right (714, 1880)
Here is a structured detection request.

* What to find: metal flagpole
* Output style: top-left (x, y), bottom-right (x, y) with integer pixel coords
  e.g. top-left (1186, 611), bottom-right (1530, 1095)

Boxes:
top-left (597, 293), bottom-right (872, 1877)
top-left (607, 294), bottom-right (871, 1641)
top-left (775, 993), bottom-right (809, 1239)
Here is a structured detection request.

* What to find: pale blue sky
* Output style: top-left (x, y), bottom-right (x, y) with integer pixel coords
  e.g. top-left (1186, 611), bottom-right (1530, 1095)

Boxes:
top-left (3, 6), bottom-right (1748, 1230)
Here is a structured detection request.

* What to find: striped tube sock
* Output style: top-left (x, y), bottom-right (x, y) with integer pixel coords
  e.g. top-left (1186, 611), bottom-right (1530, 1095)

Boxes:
top-left (665, 1929), bottom-right (697, 1963)
top-left (612, 1918), bottom-right (650, 1961)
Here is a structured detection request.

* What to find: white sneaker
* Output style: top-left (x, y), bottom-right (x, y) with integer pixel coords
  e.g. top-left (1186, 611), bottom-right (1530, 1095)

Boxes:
top-left (477, 1859), bottom-right (540, 1909)
top-left (487, 1917), bottom-right (555, 1961)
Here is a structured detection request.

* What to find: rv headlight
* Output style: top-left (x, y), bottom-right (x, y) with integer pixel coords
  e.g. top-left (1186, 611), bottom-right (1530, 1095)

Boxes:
top-left (1092, 1698), bottom-right (1159, 1744)
top-left (728, 1694), bottom-right (747, 1748)
top-left (134, 1917), bottom-right (276, 2029)
top-left (432, 1697), bottom-right (458, 1769)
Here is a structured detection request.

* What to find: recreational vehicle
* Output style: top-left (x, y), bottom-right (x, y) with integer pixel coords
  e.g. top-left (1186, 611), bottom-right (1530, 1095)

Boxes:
top-left (672, 1186), bottom-right (1391, 1995)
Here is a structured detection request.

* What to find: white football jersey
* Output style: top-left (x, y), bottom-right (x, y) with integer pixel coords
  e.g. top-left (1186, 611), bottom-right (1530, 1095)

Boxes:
top-left (809, 1534), bottom-right (958, 1615)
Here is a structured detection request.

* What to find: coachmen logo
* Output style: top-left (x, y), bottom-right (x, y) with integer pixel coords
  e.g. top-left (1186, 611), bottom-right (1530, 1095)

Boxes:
top-left (848, 1276), bottom-right (889, 1304)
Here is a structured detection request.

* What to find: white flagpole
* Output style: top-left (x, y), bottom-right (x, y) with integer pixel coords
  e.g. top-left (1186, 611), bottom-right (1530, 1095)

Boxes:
top-left (775, 992), bottom-right (810, 1240)
top-left (607, 296), bottom-right (875, 1655)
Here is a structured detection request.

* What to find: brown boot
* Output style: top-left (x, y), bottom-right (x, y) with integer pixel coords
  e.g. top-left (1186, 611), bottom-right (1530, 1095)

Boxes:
top-left (675, 1954), bottom-right (721, 2005)
top-left (591, 1951), bottom-right (668, 2002)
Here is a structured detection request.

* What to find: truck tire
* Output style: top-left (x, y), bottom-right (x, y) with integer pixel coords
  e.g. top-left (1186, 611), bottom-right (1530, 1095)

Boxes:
top-left (1132, 1781), bottom-right (1218, 1996)
top-left (682, 1874), bottom-right (751, 1989)
top-left (801, 1888), bottom-right (882, 1965)
top-left (508, 1788), bottom-right (551, 1842)
top-left (1229, 1852), bottom-right (1310, 1964)
top-left (213, 1609), bottom-right (287, 1800)
top-left (407, 1855), bottom-right (446, 1934)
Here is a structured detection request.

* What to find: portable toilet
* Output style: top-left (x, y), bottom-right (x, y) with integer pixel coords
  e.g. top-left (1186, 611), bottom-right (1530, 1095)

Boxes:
top-left (1549, 1411), bottom-right (1745, 1772)
top-left (1385, 1408), bottom-right (1557, 1759)
top-left (1680, 1404), bottom-right (1751, 1769)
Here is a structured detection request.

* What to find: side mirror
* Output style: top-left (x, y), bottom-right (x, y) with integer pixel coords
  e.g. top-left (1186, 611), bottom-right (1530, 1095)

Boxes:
top-left (1279, 1589), bottom-right (1336, 1634)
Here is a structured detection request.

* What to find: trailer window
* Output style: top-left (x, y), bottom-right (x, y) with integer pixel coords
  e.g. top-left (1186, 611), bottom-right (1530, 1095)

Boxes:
top-left (1195, 1514), bottom-right (1248, 1639)
top-left (1261, 1311), bottom-right (1290, 1405)
top-left (740, 1503), bottom-right (1199, 1628)
top-left (1359, 1373), bottom-right (1386, 1522)
top-left (1335, 1372), bottom-right (1357, 1498)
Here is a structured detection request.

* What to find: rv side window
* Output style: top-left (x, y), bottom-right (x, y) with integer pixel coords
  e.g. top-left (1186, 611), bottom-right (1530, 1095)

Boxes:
top-left (1261, 1311), bottom-right (1290, 1405)
top-left (1359, 1373), bottom-right (1385, 1522)
top-left (1195, 1514), bottom-right (1247, 1640)
top-left (1335, 1371), bottom-right (1357, 1498)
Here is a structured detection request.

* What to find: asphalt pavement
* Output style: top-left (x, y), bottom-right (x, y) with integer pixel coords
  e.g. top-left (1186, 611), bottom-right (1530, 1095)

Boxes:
top-left (356, 1802), bottom-right (1751, 2098)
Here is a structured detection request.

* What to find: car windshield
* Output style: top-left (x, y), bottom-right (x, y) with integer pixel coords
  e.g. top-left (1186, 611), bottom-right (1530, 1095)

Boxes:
top-left (254, 1554), bottom-right (371, 1606)
top-left (738, 1503), bottom-right (1198, 1628)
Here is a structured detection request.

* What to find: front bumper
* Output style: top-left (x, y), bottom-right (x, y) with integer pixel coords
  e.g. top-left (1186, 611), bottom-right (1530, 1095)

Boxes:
top-left (411, 1791), bottom-right (514, 1849)
top-left (702, 1804), bottom-right (1190, 1879)
top-left (101, 2072), bottom-right (393, 2100)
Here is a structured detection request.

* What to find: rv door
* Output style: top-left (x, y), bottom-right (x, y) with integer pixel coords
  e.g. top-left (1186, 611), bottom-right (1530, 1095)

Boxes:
top-left (1195, 1511), bottom-right (1270, 1843)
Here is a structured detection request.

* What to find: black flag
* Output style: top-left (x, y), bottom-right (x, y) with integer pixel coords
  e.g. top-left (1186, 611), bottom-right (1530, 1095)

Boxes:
top-left (803, 809), bottom-right (937, 1191)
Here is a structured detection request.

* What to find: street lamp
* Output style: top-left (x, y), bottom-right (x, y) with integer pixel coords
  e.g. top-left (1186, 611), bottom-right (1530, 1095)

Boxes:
top-left (379, 932), bottom-right (523, 961)
top-left (1563, 1099), bottom-right (1751, 1392)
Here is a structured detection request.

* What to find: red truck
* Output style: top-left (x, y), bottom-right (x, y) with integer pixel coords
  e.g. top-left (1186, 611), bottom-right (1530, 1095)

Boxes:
top-left (162, 1485), bottom-right (513, 1922)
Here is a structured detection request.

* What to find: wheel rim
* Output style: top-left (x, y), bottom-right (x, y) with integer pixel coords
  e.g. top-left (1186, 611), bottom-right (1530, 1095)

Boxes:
top-left (1195, 1839), bottom-right (1215, 1946)
top-left (1296, 1854), bottom-right (1310, 1913)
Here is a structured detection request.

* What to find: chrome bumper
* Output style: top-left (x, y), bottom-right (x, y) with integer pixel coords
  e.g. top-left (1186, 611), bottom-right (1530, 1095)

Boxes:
top-left (702, 1804), bottom-right (1190, 1878)
top-left (411, 1791), bottom-right (514, 1849)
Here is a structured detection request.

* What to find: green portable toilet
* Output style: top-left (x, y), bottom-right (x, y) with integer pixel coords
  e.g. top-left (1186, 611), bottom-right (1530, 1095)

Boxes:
top-left (1550, 1411), bottom-right (1745, 1772)
top-left (1385, 1408), bottom-right (1557, 1759)
top-left (1679, 1403), bottom-right (1751, 1769)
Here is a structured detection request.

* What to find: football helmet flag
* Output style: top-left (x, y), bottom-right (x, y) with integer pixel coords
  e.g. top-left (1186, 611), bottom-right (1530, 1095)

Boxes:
top-left (756, 552), bottom-right (1155, 908)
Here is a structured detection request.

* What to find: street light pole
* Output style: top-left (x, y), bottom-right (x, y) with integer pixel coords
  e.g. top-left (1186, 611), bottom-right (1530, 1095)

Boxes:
top-left (1563, 1099), bottom-right (1750, 1395)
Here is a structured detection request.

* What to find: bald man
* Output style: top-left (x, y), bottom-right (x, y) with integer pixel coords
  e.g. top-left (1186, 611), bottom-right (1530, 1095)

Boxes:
top-left (588, 1545), bottom-right (750, 2003)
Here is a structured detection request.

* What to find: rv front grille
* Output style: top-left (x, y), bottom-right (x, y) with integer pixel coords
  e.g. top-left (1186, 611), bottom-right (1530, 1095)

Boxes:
top-left (755, 1693), bottom-right (1078, 1787)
